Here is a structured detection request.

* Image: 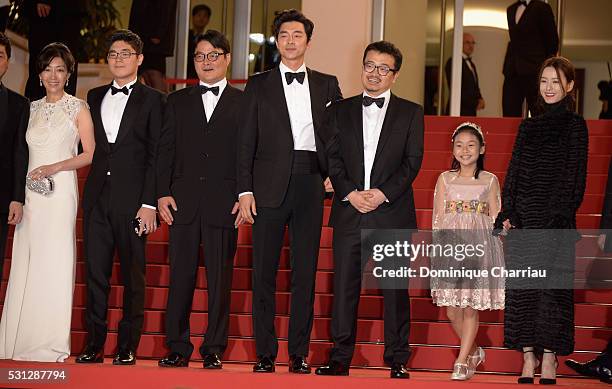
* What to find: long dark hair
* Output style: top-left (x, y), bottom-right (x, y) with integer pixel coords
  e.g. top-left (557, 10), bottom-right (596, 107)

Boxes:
top-left (450, 126), bottom-right (485, 179)
top-left (535, 56), bottom-right (577, 113)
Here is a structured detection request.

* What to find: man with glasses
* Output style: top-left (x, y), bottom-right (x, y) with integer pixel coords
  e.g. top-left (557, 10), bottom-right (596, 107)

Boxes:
top-left (77, 29), bottom-right (165, 366)
top-left (238, 9), bottom-right (341, 374)
top-left (156, 30), bottom-right (242, 370)
top-left (315, 41), bottom-right (423, 378)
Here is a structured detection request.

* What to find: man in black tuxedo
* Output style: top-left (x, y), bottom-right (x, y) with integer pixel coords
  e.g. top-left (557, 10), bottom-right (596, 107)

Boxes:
top-left (502, 0), bottom-right (558, 117)
top-left (22, 0), bottom-right (84, 100)
top-left (76, 30), bottom-right (164, 366)
top-left (156, 30), bottom-right (242, 370)
top-left (445, 33), bottom-right (484, 116)
top-left (0, 33), bottom-right (29, 278)
top-left (237, 9), bottom-right (341, 374)
top-left (315, 41), bottom-right (423, 378)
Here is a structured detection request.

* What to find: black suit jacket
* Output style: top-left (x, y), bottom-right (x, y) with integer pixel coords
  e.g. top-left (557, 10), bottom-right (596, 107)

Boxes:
top-left (445, 57), bottom-right (482, 116)
top-left (157, 84), bottom-right (242, 227)
top-left (0, 85), bottom-right (29, 212)
top-left (326, 94), bottom-right (424, 230)
top-left (82, 82), bottom-right (164, 214)
top-left (503, 0), bottom-right (558, 77)
top-left (238, 67), bottom-right (342, 208)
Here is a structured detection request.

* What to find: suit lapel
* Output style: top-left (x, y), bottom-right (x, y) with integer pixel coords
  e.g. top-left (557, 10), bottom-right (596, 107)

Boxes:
top-left (351, 95), bottom-right (364, 156)
top-left (372, 94), bottom-right (397, 166)
top-left (0, 86), bottom-right (8, 133)
top-left (91, 86), bottom-right (111, 152)
top-left (207, 84), bottom-right (235, 126)
top-left (188, 84), bottom-right (208, 126)
top-left (307, 68), bottom-right (326, 130)
top-left (267, 67), bottom-right (292, 135)
top-left (114, 82), bottom-right (145, 147)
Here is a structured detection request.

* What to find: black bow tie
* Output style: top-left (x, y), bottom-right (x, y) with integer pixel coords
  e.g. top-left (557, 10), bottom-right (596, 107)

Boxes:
top-left (518, 0), bottom-right (527, 5)
top-left (363, 95), bottom-right (385, 108)
top-left (200, 85), bottom-right (220, 96)
top-left (110, 85), bottom-right (131, 96)
top-left (285, 71), bottom-right (305, 85)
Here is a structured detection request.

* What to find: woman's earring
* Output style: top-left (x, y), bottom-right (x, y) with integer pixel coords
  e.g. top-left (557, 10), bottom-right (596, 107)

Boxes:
top-left (66, 80), bottom-right (69, 86)
top-left (39, 79), bottom-right (42, 87)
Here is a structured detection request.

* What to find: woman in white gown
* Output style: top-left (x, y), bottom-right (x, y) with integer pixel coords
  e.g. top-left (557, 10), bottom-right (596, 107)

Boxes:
top-left (0, 43), bottom-right (95, 362)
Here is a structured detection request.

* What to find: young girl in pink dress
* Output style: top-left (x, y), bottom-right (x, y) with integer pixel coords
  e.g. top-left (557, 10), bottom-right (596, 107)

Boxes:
top-left (431, 122), bottom-right (505, 380)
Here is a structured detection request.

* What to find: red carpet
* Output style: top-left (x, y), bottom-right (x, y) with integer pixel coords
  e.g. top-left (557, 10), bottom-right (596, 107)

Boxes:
top-left (1, 116), bottom-right (611, 385)
top-left (0, 359), bottom-right (610, 389)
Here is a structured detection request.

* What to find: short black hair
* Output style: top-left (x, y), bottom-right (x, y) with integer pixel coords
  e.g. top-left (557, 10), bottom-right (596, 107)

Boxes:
top-left (0, 32), bottom-right (10, 59)
top-left (363, 41), bottom-right (403, 71)
top-left (108, 29), bottom-right (144, 54)
top-left (194, 30), bottom-right (231, 54)
top-left (192, 4), bottom-right (212, 17)
top-left (272, 9), bottom-right (314, 42)
top-left (37, 42), bottom-right (75, 74)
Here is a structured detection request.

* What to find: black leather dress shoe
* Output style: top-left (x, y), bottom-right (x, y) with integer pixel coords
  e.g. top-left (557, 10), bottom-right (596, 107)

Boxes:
top-left (390, 363), bottom-right (410, 379)
top-left (75, 346), bottom-right (104, 363)
top-left (202, 353), bottom-right (223, 369)
top-left (113, 349), bottom-right (136, 365)
top-left (253, 356), bottom-right (275, 373)
top-left (315, 360), bottom-right (349, 376)
top-left (565, 358), bottom-right (610, 378)
top-left (288, 356), bottom-right (311, 374)
top-left (158, 352), bottom-right (189, 368)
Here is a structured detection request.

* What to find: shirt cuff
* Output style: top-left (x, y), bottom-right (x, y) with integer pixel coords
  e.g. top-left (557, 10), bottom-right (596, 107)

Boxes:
top-left (142, 204), bottom-right (156, 210)
top-left (238, 192), bottom-right (253, 198)
top-left (343, 189), bottom-right (357, 201)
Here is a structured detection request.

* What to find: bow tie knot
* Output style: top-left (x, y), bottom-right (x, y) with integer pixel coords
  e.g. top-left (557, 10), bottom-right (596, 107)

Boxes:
top-left (110, 85), bottom-right (130, 96)
top-left (363, 95), bottom-right (385, 108)
top-left (518, 0), bottom-right (528, 5)
top-left (285, 71), bottom-right (305, 85)
top-left (200, 85), bottom-right (220, 96)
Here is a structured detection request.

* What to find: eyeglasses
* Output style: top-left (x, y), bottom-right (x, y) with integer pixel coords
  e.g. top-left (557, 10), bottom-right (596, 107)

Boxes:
top-left (107, 51), bottom-right (139, 60)
top-left (194, 51), bottom-right (226, 62)
top-left (363, 62), bottom-right (396, 76)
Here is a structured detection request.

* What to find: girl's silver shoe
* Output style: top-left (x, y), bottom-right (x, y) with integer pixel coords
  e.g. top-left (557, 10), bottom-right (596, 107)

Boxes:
top-left (469, 347), bottom-right (486, 369)
top-left (451, 362), bottom-right (470, 380)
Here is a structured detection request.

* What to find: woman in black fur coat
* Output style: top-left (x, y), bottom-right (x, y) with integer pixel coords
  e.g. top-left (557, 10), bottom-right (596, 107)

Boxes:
top-left (494, 56), bottom-right (588, 385)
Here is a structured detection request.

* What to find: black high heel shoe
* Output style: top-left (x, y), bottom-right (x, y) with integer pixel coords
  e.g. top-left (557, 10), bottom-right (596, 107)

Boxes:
top-left (539, 351), bottom-right (558, 385)
top-left (518, 349), bottom-right (540, 384)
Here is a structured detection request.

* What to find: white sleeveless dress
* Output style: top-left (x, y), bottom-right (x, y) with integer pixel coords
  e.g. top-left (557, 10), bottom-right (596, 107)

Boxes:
top-left (0, 93), bottom-right (85, 362)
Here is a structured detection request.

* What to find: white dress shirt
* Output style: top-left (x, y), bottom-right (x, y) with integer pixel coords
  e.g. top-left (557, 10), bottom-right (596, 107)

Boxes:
top-left (515, 0), bottom-right (531, 24)
top-left (101, 78), bottom-right (138, 143)
top-left (462, 53), bottom-right (477, 80)
top-left (101, 78), bottom-right (155, 209)
top-left (362, 89), bottom-right (391, 191)
top-left (279, 61), bottom-right (315, 151)
top-left (200, 78), bottom-right (227, 121)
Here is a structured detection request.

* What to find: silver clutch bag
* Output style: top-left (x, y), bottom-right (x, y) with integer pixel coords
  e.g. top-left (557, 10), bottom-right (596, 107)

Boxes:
top-left (26, 176), bottom-right (55, 195)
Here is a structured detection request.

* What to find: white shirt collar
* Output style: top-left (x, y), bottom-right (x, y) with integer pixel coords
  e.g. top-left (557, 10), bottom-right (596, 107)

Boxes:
top-left (362, 89), bottom-right (391, 101)
top-left (199, 78), bottom-right (228, 89)
top-left (112, 78), bottom-right (138, 90)
top-left (279, 61), bottom-right (307, 75)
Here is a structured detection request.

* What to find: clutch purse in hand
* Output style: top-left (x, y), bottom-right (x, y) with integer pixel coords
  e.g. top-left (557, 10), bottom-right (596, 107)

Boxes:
top-left (26, 176), bottom-right (55, 195)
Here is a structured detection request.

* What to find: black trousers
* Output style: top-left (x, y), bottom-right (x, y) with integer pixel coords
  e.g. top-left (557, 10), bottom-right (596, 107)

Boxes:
top-left (502, 73), bottom-right (539, 117)
top-left (83, 178), bottom-right (146, 351)
top-left (0, 212), bottom-right (8, 279)
top-left (164, 213), bottom-right (237, 359)
top-left (252, 172), bottom-right (324, 358)
top-left (24, 13), bottom-right (80, 101)
top-left (329, 228), bottom-right (411, 367)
